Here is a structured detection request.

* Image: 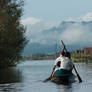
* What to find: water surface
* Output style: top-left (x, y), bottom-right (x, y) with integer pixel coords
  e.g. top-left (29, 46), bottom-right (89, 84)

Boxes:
top-left (0, 60), bottom-right (92, 92)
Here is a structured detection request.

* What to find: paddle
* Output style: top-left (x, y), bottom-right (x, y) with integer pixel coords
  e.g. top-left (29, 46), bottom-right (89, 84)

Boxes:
top-left (72, 64), bottom-right (82, 83)
top-left (43, 77), bottom-right (51, 82)
top-left (61, 40), bottom-right (67, 52)
top-left (44, 65), bottom-right (56, 82)
top-left (43, 66), bottom-right (56, 82)
top-left (44, 40), bottom-right (65, 82)
top-left (61, 40), bottom-right (82, 83)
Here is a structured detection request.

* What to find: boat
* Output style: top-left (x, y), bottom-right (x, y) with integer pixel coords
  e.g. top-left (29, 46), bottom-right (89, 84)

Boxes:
top-left (50, 73), bottom-right (76, 84)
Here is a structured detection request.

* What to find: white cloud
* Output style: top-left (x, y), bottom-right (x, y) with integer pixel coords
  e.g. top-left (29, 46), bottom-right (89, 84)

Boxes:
top-left (22, 12), bottom-right (92, 46)
top-left (21, 17), bottom-right (43, 25)
top-left (81, 12), bottom-right (92, 21)
top-left (45, 21), bottom-right (61, 28)
top-left (22, 17), bottom-right (60, 44)
top-left (60, 24), bottom-right (91, 45)
top-left (64, 12), bottom-right (92, 22)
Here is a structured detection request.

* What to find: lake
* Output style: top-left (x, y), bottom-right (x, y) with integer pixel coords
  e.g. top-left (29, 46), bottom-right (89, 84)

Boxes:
top-left (0, 60), bottom-right (92, 92)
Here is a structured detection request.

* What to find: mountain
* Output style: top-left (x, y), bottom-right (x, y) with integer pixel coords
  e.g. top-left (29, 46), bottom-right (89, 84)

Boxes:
top-left (22, 42), bottom-right (85, 56)
top-left (22, 17), bottom-right (92, 56)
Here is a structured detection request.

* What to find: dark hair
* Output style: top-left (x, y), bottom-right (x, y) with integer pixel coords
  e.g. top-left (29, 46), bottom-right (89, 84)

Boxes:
top-left (62, 51), bottom-right (65, 56)
top-left (65, 52), bottom-right (71, 58)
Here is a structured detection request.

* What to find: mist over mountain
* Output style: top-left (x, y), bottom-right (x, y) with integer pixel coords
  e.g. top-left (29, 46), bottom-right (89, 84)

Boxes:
top-left (22, 13), bottom-right (92, 56)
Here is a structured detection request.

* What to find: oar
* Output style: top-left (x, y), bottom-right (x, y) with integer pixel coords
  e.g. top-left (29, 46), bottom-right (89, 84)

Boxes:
top-left (43, 77), bottom-right (51, 82)
top-left (61, 40), bottom-right (82, 83)
top-left (73, 64), bottom-right (82, 83)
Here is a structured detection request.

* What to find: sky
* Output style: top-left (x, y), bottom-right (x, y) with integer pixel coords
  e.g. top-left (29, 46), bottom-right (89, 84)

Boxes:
top-left (22, 0), bottom-right (92, 22)
top-left (21, 0), bottom-right (92, 49)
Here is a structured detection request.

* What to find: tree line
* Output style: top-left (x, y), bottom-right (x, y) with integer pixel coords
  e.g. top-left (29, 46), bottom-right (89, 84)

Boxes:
top-left (0, 0), bottom-right (27, 68)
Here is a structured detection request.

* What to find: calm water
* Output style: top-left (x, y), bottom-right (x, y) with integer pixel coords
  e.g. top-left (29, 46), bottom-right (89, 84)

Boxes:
top-left (0, 60), bottom-right (92, 92)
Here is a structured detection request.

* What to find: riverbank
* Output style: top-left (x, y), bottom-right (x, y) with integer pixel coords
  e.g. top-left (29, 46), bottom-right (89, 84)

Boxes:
top-left (22, 53), bottom-right (92, 63)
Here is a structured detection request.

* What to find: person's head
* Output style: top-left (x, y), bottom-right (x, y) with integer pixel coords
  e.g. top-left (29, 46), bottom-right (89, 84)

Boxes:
top-left (65, 52), bottom-right (71, 58)
top-left (62, 51), bottom-right (65, 56)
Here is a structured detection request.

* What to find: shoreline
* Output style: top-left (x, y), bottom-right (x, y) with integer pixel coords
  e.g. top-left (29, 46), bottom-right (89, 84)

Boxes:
top-left (21, 57), bottom-right (92, 63)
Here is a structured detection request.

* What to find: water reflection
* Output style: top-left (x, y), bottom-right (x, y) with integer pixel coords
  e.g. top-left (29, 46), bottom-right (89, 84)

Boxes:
top-left (0, 67), bottom-right (23, 92)
top-left (0, 61), bottom-right (92, 92)
top-left (56, 82), bottom-right (73, 92)
top-left (0, 68), bottom-right (22, 84)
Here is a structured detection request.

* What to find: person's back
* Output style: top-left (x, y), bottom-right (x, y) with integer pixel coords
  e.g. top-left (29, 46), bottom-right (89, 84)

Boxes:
top-left (59, 56), bottom-right (73, 71)
top-left (54, 55), bottom-right (73, 75)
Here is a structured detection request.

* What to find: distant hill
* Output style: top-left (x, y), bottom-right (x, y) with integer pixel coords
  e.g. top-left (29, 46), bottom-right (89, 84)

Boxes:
top-left (22, 42), bottom-right (85, 56)
top-left (22, 20), bottom-right (92, 56)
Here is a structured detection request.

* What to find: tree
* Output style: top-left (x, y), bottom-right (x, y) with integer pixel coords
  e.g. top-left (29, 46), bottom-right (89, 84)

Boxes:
top-left (0, 0), bottom-right (27, 68)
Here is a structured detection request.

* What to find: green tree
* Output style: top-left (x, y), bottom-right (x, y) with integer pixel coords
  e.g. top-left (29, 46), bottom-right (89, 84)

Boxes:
top-left (0, 0), bottom-right (27, 68)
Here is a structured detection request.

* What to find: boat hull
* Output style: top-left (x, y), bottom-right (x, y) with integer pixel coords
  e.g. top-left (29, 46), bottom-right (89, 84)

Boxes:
top-left (50, 73), bottom-right (76, 84)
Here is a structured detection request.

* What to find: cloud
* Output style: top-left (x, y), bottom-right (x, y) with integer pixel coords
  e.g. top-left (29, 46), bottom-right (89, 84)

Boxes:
top-left (21, 17), bottom-right (43, 25)
top-left (22, 17), bottom-right (60, 44)
top-left (60, 24), bottom-right (92, 45)
top-left (64, 12), bottom-right (92, 22)
top-left (45, 21), bottom-right (60, 28)
top-left (22, 12), bottom-right (92, 47)
top-left (81, 12), bottom-right (92, 21)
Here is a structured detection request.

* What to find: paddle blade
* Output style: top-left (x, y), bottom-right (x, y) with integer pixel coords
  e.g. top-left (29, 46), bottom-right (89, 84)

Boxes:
top-left (43, 77), bottom-right (51, 82)
top-left (77, 73), bottom-right (82, 83)
top-left (73, 65), bottom-right (82, 83)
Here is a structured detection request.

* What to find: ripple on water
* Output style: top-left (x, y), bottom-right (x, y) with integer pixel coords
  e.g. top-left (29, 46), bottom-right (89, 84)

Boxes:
top-left (0, 61), bottom-right (92, 92)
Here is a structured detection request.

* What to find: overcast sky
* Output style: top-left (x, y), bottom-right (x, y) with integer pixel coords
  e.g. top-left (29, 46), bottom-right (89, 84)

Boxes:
top-left (22, 0), bottom-right (92, 22)
top-left (21, 0), bottom-right (92, 47)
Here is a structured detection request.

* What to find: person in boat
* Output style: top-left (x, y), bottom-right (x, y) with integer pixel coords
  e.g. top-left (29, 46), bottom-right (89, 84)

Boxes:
top-left (46, 40), bottom-right (73, 81)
